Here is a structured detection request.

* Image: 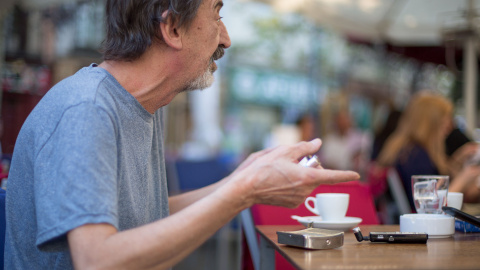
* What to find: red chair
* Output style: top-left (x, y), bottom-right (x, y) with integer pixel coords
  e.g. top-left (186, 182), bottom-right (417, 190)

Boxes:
top-left (242, 181), bottom-right (379, 270)
top-left (252, 181), bottom-right (379, 226)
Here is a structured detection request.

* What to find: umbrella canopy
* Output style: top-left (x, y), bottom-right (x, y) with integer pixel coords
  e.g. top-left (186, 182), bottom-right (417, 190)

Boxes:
top-left (262, 0), bottom-right (480, 45)
top-left (256, 0), bottom-right (480, 136)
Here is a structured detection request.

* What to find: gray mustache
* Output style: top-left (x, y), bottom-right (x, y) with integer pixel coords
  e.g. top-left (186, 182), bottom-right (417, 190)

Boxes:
top-left (212, 46), bottom-right (225, 61)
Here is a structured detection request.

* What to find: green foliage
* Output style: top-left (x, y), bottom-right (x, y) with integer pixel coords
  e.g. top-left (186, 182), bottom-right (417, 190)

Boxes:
top-left (231, 12), bottom-right (316, 73)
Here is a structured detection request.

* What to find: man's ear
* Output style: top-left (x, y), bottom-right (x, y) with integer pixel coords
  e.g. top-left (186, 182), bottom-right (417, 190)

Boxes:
top-left (159, 10), bottom-right (183, 50)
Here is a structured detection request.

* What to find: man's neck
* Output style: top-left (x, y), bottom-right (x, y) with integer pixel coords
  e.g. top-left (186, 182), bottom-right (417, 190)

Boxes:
top-left (99, 46), bottom-right (182, 114)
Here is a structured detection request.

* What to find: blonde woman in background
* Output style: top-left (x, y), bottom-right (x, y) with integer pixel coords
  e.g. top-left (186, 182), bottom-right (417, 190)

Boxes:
top-left (378, 91), bottom-right (480, 211)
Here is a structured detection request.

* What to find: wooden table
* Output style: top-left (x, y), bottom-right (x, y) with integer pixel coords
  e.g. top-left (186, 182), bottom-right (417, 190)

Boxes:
top-left (256, 225), bottom-right (480, 270)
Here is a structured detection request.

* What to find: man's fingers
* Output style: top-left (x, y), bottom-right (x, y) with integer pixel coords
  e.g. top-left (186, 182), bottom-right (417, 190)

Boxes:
top-left (273, 138), bottom-right (322, 161)
top-left (311, 169), bottom-right (360, 184)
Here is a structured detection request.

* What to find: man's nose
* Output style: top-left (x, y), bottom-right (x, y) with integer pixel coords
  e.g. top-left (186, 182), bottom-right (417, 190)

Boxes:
top-left (219, 21), bottom-right (231, 49)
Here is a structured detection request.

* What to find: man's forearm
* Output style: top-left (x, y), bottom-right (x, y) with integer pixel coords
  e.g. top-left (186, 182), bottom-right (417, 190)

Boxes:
top-left (168, 176), bottom-right (229, 214)
top-left (69, 183), bottom-right (246, 270)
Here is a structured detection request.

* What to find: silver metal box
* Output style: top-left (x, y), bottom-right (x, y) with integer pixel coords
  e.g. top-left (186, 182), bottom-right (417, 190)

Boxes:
top-left (277, 228), bottom-right (344, 250)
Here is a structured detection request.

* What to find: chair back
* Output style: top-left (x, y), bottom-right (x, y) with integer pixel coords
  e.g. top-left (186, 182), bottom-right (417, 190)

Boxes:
top-left (387, 167), bottom-right (412, 215)
top-left (171, 157), bottom-right (231, 192)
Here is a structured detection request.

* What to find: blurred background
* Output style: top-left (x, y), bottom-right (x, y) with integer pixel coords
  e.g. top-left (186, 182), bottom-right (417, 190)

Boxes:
top-left (1, 0), bottom-right (480, 269)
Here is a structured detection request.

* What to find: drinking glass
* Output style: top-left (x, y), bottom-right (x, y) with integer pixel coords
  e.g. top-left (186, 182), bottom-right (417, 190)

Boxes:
top-left (412, 175), bottom-right (449, 214)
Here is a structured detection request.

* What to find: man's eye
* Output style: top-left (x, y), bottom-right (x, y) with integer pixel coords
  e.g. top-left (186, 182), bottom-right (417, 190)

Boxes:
top-left (217, 16), bottom-right (223, 22)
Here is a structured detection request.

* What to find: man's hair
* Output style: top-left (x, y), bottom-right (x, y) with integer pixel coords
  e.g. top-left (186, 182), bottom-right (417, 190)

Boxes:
top-left (101, 0), bottom-right (203, 61)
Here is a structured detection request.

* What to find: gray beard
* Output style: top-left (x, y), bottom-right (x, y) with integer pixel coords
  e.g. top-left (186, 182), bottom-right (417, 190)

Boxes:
top-left (183, 66), bottom-right (215, 92)
top-left (182, 45), bottom-right (224, 92)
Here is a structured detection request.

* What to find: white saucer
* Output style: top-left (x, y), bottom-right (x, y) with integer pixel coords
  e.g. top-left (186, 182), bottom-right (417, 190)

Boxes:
top-left (291, 216), bottom-right (363, 231)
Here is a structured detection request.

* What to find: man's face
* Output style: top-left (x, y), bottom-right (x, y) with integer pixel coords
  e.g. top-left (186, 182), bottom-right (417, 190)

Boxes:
top-left (181, 0), bottom-right (231, 92)
top-left (184, 46), bottom-right (225, 91)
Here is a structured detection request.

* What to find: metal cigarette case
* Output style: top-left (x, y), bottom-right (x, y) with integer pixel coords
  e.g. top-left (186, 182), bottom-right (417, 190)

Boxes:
top-left (299, 155), bottom-right (322, 168)
top-left (277, 227), bottom-right (344, 250)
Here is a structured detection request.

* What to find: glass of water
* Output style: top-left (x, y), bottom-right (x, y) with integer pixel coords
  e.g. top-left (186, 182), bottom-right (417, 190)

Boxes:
top-left (412, 175), bottom-right (449, 214)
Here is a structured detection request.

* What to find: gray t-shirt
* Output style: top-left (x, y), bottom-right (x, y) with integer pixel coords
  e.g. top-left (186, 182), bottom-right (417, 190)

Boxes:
top-left (4, 64), bottom-right (169, 269)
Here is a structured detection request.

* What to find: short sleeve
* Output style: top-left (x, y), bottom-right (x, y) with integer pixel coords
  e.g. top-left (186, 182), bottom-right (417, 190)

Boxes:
top-left (34, 102), bottom-right (118, 251)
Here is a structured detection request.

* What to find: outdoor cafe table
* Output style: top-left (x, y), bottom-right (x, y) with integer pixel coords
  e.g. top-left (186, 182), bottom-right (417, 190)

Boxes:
top-left (256, 224), bottom-right (480, 270)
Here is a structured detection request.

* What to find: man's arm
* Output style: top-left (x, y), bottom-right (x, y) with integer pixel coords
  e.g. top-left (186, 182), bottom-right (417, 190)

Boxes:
top-left (68, 139), bottom-right (360, 269)
top-left (68, 184), bottom-right (245, 270)
top-left (168, 177), bottom-right (228, 214)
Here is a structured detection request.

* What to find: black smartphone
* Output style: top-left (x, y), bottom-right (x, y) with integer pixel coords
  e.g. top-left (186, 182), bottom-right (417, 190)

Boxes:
top-left (442, 206), bottom-right (480, 228)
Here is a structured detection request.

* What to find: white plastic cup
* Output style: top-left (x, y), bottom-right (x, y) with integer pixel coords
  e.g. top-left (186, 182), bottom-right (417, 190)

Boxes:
top-left (447, 192), bottom-right (463, 210)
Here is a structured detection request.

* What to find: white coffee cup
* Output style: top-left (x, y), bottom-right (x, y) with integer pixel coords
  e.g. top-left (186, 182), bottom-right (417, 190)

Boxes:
top-left (304, 193), bottom-right (349, 221)
top-left (447, 192), bottom-right (463, 210)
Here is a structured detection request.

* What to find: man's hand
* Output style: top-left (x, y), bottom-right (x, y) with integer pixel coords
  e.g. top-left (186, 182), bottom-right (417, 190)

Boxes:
top-left (223, 138), bottom-right (360, 209)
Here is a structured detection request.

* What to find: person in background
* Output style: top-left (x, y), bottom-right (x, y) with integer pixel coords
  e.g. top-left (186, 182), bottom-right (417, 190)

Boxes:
top-left (370, 109), bottom-right (402, 161)
top-left (296, 113), bottom-right (317, 142)
top-left (449, 165), bottom-right (480, 204)
top-left (4, 0), bottom-right (360, 269)
top-left (320, 109), bottom-right (372, 178)
top-left (447, 130), bottom-right (480, 215)
top-left (445, 124), bottom-right (472, 157)
top-left (366, 108), bottom-right (402, 216)
top-left (377, 90), bottom-right (480, 211)
top-left (449, 129), bottom-right (480, 208)
top-left (445, 124), bottom-right (479, 176)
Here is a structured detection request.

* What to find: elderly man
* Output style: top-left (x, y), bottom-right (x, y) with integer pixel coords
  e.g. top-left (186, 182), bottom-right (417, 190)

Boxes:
top-left (4, 0), bottom-right (359, 269)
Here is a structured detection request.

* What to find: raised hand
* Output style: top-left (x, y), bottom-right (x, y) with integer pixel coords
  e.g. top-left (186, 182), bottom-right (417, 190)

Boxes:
top-left (227, 139), bottom-right (360, 209)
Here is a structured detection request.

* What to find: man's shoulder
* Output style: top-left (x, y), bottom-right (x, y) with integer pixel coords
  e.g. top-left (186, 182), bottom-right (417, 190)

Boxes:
top-left (18, 65), bottom-right (121, 141)
top-left (38, 64), bottom-right (123, 115)
top-left (54, 64), bottom-right (112, 98)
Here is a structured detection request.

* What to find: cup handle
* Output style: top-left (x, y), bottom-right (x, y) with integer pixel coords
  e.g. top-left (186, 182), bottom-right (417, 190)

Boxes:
top-left (304, 197), bottom-right (319, 215)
